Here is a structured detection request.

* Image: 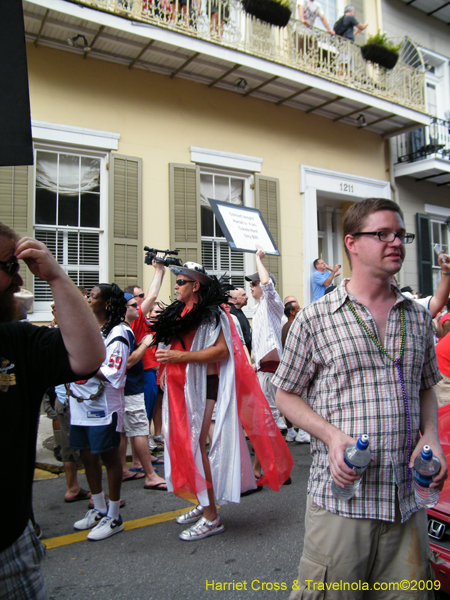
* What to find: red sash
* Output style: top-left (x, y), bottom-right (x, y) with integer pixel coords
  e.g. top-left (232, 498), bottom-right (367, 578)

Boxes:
top-left (225, 310), bottom-right (293, 489)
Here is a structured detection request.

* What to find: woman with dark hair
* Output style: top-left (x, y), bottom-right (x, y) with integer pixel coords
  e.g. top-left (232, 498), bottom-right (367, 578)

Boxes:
top-left (67, 283), bottom-right (130, 542)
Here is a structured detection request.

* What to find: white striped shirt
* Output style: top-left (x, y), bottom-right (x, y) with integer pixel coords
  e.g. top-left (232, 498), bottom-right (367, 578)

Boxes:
top-left (252, 280), bottom-right (284, 369)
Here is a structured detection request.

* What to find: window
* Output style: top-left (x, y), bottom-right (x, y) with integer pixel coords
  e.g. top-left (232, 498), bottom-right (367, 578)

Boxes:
top-left (33, 149), bottom-right (105, 310)
top-left (430, 218), bottom-right (449, 294)
top-left (200, 170), bottom-right (247, 288)
top-left (315, 0), bottom-right (337, 30)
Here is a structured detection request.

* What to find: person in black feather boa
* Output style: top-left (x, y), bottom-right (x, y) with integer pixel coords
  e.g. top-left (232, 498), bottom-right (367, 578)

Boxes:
top-left (153, 262), bottom-right (234, 541)
top-left (149, 265), bottom-right (232, 349)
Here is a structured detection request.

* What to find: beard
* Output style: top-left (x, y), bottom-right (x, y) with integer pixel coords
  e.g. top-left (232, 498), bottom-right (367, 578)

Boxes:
top-left (0, 292), bottom-right (20, 323)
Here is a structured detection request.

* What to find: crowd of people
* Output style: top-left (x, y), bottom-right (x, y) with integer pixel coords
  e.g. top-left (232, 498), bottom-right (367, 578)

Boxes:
top-left (2, 197), bottom-right (450, 599)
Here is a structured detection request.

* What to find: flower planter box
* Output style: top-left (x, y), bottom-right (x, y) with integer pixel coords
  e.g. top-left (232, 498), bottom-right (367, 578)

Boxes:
top-left (361, 43), bottom-right (399, 70)
top-left (241, 0), bottom-right (291, 27)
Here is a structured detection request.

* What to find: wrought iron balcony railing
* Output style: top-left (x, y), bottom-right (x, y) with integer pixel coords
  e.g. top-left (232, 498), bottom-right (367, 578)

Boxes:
top-left (395, 117), bottom-right (450, 165)
top-left (71, 0), bottom-right (426, 112)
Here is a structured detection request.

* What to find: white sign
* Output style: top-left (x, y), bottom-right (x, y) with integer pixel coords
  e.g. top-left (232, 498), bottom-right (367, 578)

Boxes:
top-left (208, 199), bottom-right (280, 256)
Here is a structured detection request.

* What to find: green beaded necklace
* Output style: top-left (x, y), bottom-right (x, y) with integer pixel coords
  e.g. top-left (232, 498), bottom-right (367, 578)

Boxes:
top-left (345, 299), bottom-right (412, 488)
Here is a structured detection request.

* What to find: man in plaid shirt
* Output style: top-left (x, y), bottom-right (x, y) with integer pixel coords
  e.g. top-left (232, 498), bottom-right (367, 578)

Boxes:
top-left (274, 198), bottom-right (448, 598)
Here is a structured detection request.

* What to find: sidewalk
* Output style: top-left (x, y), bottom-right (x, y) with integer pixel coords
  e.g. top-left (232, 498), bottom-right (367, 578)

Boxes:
top-left (36, 412), bottom-right (140, 473)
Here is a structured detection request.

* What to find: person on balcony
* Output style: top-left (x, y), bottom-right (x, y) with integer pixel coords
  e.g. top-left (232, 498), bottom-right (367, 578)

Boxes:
top-left (298, 0), bottom-right (335, 35)
top-left (335, 5), bottom-right (367, 41)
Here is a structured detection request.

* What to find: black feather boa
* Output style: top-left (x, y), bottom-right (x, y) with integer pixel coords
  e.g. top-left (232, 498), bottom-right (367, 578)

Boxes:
top-left (149, 276), bottom-right (232, 349)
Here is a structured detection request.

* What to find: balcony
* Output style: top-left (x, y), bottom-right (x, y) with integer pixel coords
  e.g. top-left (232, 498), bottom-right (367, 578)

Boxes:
top-left (393, 118), bottom-right (450, 187)
top-left (24, 0), bottom-right (429, 136)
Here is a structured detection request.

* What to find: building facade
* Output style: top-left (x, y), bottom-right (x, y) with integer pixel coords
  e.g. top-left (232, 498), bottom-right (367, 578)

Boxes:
top-left (1, 0), bottom-right (431, 319)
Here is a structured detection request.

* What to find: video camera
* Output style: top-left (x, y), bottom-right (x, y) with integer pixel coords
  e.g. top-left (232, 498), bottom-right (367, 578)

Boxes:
top-left (144, 247), bottom-right (182, 268)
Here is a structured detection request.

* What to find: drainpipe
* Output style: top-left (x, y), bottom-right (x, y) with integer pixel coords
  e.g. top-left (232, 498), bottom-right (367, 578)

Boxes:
top-left (388, 137), bottom-right (404, 288)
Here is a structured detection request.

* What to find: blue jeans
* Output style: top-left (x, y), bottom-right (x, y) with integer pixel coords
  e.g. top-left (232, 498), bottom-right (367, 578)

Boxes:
top-left (144, 369), bottom-right (158, 421)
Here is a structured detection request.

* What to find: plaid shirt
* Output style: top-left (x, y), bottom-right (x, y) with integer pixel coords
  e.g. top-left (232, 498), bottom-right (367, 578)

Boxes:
top-left (272, 280), bottom-right (441, 523)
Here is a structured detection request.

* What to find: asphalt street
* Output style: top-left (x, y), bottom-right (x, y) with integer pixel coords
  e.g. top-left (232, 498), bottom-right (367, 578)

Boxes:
top-left (33, 440), bottom-right (312, 600)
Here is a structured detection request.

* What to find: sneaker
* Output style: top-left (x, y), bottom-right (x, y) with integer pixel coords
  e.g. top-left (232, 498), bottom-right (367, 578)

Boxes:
top-left (276, 416), bottom-right (287, 431)
top-left (148, 435), bottom-right (157, 450)
top-left (176, 505), bottom-right (204, 524)
top-left (153, 434), bottom-right (164, 444)
top-left (295, 429), bottom-right (311, 443)
top-left (87, 515), bottom-right (124, 541)
top-left (73, 509), bottom-right (106, 531)
top-left (285, 431), bottom-right (296, 442)
top-left (179, 515), bottom-right (225, 541)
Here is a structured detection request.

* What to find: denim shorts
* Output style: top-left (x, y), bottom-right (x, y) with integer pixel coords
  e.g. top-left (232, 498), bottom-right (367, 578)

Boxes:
top-left (69, 412), bottom-right (120, 454)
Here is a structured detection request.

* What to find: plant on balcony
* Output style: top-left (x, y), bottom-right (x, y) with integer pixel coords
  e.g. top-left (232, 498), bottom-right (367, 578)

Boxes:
top-left (241, 0), bottom-right (292, 28)
top-left (361, 31), bottom-right (402, 70)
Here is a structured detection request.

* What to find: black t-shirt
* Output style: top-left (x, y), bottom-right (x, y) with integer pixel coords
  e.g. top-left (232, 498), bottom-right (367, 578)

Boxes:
top-left (1, 321), bottom-right (78, 551)
top-left (340, 14), bottom-right (359, 40)
top-left (124, 325), bottom-right (144, 396)
top-left (229, 305), bottom-right (252, 353)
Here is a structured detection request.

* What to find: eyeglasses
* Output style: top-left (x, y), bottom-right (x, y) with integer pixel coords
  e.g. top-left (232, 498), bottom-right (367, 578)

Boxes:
top-left (127, 302), bottom-right (138, 309)
top-left (133, 293), bottom-right (145, 299)
top-left (0, 258), bottom-right (20, 278)
top-left (249, 281), bottom-right (260, 287)
top-left (351, 231), bottom-right (415, 244)
top-left (176, 279), bottom-right (195, 286)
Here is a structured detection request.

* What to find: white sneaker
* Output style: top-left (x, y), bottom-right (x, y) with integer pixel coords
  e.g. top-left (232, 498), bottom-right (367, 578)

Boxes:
top-left (87, 515), bottom-right (124, 541)
top-left (179, 515), bottom-right (225, 541)
top-left (73, 509), bottom-right (106, 531)
top-left (295, 429), bottom-right (311, 443)
top-left (153, 434), bottom-right (164, 444)
top-left (148, 435), bottom-right (157, 450)
top-left (276, 416), bottom-right (287, 431)
top-left (285, 431), bottom-right (296, 442)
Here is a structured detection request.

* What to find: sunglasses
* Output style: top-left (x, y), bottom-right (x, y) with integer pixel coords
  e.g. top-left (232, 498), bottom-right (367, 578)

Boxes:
top-left (249, 281), bottom-right (260, 287)
top-left (133, 293), bottom-right (145, 299)
top-left (176, 279), bottom-right (195, 286)
top-left (0, 259), bottom-right (20, 278)
top-left (127, 302), bottom-right (138, 309)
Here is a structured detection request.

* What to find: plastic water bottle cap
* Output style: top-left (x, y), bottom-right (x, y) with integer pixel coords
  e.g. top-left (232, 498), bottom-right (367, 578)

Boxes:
top-left (421, 445), bottom-right (433, 461)
top-left (356, 435), bottom-right (369, 450)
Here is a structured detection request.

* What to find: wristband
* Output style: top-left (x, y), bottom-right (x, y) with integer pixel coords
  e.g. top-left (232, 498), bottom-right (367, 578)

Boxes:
top-left (443, 272), bottom-right (450, 276)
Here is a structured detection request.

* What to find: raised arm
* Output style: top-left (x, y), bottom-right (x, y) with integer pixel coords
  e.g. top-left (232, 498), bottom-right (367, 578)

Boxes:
top-left (323, 264), bottom-right (341, 287)
top-left (15, 237), bottom-right (105, 375)
top-left (141, 260), bottom-right (166, 317)
top-left (255, 245), bottom-right (270, 285)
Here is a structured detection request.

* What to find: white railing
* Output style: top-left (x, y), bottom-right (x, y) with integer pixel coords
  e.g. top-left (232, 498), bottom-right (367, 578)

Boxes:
top-left (79, 0), bottom-right (426, 112)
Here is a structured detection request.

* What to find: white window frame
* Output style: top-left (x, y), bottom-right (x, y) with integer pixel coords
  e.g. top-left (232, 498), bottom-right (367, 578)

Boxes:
top-left (31, 122), bottom-right (120, 321)
top-left (425, 204), bottom-right (450, 295)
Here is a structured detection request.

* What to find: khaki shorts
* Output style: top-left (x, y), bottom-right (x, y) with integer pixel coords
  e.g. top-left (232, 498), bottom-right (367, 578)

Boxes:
top-left (290, 494), bottom-right (435, 600)
top-left (123, 393), bottom-right (149, 437)
top-left (433, 375), bottom-right (450, 408)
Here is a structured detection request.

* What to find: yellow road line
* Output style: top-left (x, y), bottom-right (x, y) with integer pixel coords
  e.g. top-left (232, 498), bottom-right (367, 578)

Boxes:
top-left (42, 505), bottom-right (197, 549)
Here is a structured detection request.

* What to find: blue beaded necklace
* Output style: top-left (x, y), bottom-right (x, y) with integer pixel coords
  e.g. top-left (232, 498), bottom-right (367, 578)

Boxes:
top-left (345, 299), bottom-right (412, 488)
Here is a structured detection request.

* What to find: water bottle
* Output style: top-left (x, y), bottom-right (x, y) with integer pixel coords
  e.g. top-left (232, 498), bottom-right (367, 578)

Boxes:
top-left (414, 445), bottom-right (440, 508)
top-left (331, 434), bottom-right (372, 501)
